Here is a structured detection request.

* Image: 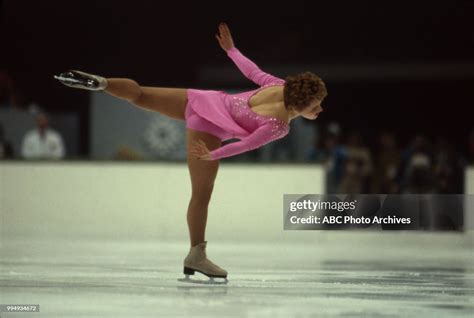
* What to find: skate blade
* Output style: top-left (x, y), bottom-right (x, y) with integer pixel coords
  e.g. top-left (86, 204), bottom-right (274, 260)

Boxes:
top-left (178, 274), bottom-right (228, 285)
top-left (53, 75), bottom-right (82, 83)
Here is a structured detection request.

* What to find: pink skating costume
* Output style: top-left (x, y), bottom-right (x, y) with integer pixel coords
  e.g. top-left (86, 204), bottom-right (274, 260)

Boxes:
top-left (185, 47), bottom-right (290, 160)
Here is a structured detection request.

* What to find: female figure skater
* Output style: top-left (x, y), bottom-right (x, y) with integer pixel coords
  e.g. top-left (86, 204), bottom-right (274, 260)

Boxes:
top-left (54, 22), bottom-right (327, 282)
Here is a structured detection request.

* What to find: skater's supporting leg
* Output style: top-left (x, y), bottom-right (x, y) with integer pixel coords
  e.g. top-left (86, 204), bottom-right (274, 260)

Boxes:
top-left (186, 128), bottom-right (221, 247)
top-left (105, 78), bottom-right (188, 120)
top-left (183, 129), bottom-right (228, 280)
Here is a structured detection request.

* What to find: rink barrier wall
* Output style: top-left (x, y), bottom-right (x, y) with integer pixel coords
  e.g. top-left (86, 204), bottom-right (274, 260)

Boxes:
top-left (0, 161), bottom-right (324, 241)
top-left (466, 167), bottom-right (474, 234)
top-left (1, 162), bottom-right (472, 245)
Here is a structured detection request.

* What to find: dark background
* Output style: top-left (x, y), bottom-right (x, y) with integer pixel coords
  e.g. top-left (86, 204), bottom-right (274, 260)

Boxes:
top-left (1, 0), bottom-right (473, 155)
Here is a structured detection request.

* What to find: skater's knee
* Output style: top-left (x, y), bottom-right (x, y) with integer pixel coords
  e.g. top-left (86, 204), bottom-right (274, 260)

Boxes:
top-left (190, 188), bottom-right (214, 206)
top-left (110, 78), bottom-right (143, 103)
top-left (128, 81), bottom-right (144, 103)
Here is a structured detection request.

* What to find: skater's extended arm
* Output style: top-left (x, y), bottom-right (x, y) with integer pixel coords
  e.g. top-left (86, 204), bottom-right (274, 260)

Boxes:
top-left (208, 123), bottom-right (288, 160)
top-left (216, 22), bottom-right (284, 87)
top-left (226, 47), bottom-right (284, 87)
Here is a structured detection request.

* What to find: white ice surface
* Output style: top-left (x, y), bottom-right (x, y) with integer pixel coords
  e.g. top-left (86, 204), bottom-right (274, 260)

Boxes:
top-left (0, 235), bottom-right (473, 318)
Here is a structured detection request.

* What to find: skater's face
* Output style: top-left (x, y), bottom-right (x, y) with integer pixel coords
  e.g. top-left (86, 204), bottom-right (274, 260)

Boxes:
top-left (300, 98), bottom-right (323, 120)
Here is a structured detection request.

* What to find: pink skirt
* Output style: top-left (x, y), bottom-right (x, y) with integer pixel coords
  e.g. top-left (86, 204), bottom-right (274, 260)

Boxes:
top-left (185, 89), bottom-right (234, 141)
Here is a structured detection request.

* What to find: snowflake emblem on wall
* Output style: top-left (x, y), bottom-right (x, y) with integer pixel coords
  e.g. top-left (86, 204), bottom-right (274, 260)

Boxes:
top-left (143, 115), bottom-right (184, 158)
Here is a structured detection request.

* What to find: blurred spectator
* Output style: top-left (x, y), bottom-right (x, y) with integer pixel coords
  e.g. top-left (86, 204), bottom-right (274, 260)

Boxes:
top-left (0, 70), bottom-right (14, 107)
top-left (433, 137), bottom-right (464, 193)
top-left (308, 122), bottom-right (346, 193)
top-left (259, 131), bottom-right (293, 161)
top-left (21, 113), bottom-right (65, 159)
top-left (307, 121), bottom-right (342, 161)
top-left (397, 135), bottom-right (434, 193)
top-left (0, 122), bottom-right (14, 159)
top-left (339, 131), bottom-right (373, 194)
top-left (326, 121), bottom-right (341, 137)
top-left (294, 118), bottom-right (318, 162)
top-left (371, 132), bottom-right (400, 193)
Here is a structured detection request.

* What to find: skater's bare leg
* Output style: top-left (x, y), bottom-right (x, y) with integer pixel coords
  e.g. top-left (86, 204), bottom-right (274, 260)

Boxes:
top-left (104, 78), bottom-right (188, 121)
top-left (186, 128), bottom-right (221, 247)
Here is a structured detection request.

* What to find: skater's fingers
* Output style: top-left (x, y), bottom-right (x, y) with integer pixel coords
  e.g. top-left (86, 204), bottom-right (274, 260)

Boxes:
top-left (190, 151), bottom-right (203, 159)
top-left (189, 148), bottom-right (200, 156)
top-left (218, 24), bottom-right (225, 34)
top-left (216, 36), bottom-right (224, 47)
top-left (223, 23), bottom-right (231, 36)
top-left (189, 144), bottom-right (202, 153)
top-left (192, 141), bottom-right (207, 154)
top-left (196, 140), bottom-right (209, 154)
top-left (199, 140), bottom-right (209, 150)
top-left (191, 149), bottom-right (202, 156)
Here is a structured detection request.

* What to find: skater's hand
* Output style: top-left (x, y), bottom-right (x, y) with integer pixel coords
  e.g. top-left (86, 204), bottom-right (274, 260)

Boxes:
top-left (190, 139), bottom-right (212, 160)
top-left (216, 22), bottom-right (234, 52)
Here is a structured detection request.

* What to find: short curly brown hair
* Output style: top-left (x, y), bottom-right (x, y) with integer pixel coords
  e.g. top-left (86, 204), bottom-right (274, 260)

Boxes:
top-left (283, 72), bottom-right (327, 111)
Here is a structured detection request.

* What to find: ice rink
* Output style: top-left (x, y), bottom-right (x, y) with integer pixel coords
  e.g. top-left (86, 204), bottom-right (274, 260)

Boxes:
top-left (1, 233), bottom-right (473, 318)
top-left (2, 1), bottom-right (474, 316)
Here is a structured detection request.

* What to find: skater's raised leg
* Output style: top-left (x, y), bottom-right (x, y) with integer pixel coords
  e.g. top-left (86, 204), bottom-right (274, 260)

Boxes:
top-left (104, 79), bottom-right (187, 120)
top-left (55, 70), bottom-right (187, 120)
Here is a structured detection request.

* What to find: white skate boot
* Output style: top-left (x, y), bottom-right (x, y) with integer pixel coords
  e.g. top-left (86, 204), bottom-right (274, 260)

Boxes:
top-left (54, 70), bottom-right (108, 91)
top-left (179, 241), bottom-right (228, 284)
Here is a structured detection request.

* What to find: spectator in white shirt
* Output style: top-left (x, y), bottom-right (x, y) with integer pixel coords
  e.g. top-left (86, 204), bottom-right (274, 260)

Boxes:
top-left (21, 113), bottom-right (65, 159)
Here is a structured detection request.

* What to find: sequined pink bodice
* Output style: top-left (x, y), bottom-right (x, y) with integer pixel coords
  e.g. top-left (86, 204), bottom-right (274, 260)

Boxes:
top-left (209, 47), bottom-right (290, 160)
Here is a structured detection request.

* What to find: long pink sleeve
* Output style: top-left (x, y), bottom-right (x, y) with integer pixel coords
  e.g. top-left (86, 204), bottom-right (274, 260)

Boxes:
top-left (209, 122), bottom-right (288, 160)
top-left (227, 47), bottom-right (284, 87)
